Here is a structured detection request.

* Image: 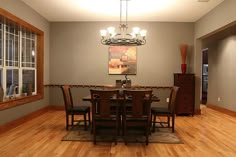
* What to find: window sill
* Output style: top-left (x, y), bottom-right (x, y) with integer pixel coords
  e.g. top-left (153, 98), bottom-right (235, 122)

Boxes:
top-left (0, 94), bottom-right (43, 111)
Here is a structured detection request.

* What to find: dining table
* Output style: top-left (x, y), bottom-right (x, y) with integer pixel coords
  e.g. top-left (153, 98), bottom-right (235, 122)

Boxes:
top-left (82, 93), bottom-right (160, 102)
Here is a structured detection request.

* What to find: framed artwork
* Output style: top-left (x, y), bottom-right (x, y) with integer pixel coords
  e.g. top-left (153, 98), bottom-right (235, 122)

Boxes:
top-left (108, 46), bottom-right (137, 75)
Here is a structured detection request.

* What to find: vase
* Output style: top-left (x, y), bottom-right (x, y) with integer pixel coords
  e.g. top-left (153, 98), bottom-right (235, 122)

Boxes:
top-left (179, 44), bottom-right (188, 74)
top-left (181, 64), bottom-right (187, 74)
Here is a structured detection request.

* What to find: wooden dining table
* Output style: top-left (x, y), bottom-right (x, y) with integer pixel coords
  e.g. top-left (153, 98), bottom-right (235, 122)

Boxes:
top-left (82, 94), bottom-right (160, 102)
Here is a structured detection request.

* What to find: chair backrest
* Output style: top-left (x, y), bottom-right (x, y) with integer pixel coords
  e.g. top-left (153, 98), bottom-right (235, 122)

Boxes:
top-left (123, 89), bottom-right (153, 118)
top-left (61, 85), bottom-right (74, 110)
top-left (90, 89), bottom-right (119, 118)
top-left (168, 86), bottom-right (180, 113)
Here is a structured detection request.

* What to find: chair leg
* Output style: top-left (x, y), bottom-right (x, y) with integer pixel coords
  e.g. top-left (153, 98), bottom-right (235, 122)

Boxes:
top-left (66, 113), bottom-right (69, 130)
top-left (150, 113), bottom-right (153, 131)
top-left (72, 114), bottom-right (74, 127)
top-left (115, 120), bottom-right (118, 145)
top-left (152, 114), bottom-right (156, 132)
top-left (93, 121), bottom-right (96, 144)
top-left (168, 116), bottom-right (170, 127)
top-left (124, 121), bottom-right (127, 145)
top-left (84, 114), bottom-right (87, 130)
top-left (146, 122), bottom-right (149, 145)
top-left (88, 111), bottom-right (91, 126)
top-left (172, 115), bottom-right (175, 133)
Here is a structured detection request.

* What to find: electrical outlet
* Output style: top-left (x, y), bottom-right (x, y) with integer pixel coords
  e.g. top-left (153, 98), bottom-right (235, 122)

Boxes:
top-left (218, 97), bottom-right (221, 102)
top-left (166, 98), bottom-right (170, 102)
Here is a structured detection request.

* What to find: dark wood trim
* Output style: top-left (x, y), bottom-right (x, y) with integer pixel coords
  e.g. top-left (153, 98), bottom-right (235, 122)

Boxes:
top-left (0, 106), bottom-right (51, 134)
top-left (37, 33), bottom-right (44, 96)
top-left (206, 104), bottom-right (236, 117)
top-left (0, 8), bottom-right (44, 111)
top-left (0, 95), bottom-right (43, 110)
top-left (44, 84), bottom-right (173, 89)
top-left (0, 8), bottom-right (43, 34)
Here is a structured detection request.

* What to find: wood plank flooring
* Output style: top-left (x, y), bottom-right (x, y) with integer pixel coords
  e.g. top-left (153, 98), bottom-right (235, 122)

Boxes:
top-left (0, 105), bottom-right (236, 157)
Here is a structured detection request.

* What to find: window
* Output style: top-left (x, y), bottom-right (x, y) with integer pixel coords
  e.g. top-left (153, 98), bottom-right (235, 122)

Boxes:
top-left (0, 8), bottom-right (44, 110)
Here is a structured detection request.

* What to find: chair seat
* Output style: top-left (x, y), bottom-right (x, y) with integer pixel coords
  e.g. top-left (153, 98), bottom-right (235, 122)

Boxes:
top-left (67, 106), bottom-right (90, 113)
top-left (151, 107), bottom-right (171, 114)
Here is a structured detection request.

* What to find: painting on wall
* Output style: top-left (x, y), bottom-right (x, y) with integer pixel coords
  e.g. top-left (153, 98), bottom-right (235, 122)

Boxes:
top-left (108, 46), bottom-right (137, 75)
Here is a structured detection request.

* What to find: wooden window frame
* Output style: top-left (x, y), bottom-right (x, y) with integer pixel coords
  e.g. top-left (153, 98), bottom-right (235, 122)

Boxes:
top-left (0, 8), bottom-right (44, 110)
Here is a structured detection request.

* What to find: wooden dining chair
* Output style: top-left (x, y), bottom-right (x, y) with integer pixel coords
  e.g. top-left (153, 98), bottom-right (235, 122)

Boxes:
top-left (90, 89), bottom-right (120, 145)
top-left (151, 86), bottom-right (179, 133)
top-left (122, 89), bottom-right (153, 145)
top-left (61, 85), bottom-right (91, 130)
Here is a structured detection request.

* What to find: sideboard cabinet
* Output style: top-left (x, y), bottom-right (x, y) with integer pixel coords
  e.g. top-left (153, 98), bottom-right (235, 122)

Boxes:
top-left (174, 73), bottom-right (195, 116)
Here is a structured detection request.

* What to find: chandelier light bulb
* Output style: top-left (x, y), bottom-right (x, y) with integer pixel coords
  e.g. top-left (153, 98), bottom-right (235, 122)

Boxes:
top-left (140, 30), bottom-right (147, 37)
top-left (107, 27), bottom-right (115, 34)
top-left (131, 32), bottom-right (136, 38)
top-left (111, 32), bottom-right (116, 38)
top-left (100, 29), bottom-right (107, 37)
top-left (132, 27), bottom-right (140, 34)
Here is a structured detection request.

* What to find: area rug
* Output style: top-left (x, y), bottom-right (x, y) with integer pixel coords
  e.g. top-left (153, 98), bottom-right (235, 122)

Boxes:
top-left (62, 126), bottom-right (183, 144)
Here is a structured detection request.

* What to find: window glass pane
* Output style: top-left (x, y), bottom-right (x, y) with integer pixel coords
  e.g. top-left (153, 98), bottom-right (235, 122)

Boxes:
top-left (22, 27), bottom-right (36, 68)
top-left (5, 19), bottom-right (19, 67)
top-left (22, 70), bottom-right (35, 93)
top-left (6, 69), bottom-right (19, 96)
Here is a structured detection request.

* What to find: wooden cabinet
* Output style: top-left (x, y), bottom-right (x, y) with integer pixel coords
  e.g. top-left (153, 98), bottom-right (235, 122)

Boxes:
top-left (174, 73), bottom-right (195, 116)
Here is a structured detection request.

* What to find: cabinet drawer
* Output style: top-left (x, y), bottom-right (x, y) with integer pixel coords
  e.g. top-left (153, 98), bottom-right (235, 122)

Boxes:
top-left (174, 75), bottom-right (194, 84)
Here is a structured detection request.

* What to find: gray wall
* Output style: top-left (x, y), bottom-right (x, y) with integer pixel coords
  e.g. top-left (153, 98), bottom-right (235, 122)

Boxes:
top-left (195, 0), bottom-right (236, 111)
top-left (49, 22), bottom-right (194, 105)
top-left (0, 0), bottom-right (50, 125)
top-left (206, 36), bottom-right (236, 111)
top-left (195, 0), bottom-right (236, 39)
top-left (50, 22), bottom-right (194, 85)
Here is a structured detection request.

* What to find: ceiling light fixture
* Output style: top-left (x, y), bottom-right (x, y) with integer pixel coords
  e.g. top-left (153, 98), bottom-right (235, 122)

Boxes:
top-left (100, 0), bottom-right (147, 46)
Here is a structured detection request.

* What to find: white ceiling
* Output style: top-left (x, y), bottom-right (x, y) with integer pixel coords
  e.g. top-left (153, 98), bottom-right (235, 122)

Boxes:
top-left (21, 0), bottom-right (224, 22)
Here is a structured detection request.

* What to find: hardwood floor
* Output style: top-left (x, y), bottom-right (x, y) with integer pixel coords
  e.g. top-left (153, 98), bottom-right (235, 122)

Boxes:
top-left (0, 105), bottom-right (236, 157)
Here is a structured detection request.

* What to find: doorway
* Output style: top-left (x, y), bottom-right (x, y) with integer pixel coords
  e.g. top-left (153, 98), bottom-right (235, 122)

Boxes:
top-left (201, 49), bottom-right (208, 104)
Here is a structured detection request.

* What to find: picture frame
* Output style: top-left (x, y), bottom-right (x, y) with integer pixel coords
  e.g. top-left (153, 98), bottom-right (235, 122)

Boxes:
top-left (108, 46), bottom-right (137, 75)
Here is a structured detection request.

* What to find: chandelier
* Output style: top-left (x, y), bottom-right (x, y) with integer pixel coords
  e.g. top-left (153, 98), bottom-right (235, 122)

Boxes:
top-left (100, 0), bottom-right (147, 46)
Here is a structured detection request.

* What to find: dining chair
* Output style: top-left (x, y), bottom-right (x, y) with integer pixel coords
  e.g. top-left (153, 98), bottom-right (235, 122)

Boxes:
top-left (122, 89), bottom-right (153, 145)
top-left (151, 86), bottom-right (179, 133)
top-left (90, 89), bottom-right (120, 145)
top-left (61, 85), bottom-right (91, 130)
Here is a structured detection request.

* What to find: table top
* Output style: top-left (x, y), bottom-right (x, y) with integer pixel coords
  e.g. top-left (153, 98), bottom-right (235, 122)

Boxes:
top-left (82, 95), bottom-right (160, 102)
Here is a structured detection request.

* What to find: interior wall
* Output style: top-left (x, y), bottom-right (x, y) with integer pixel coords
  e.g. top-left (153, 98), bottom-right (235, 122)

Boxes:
top-left (0, 0), bottom-right (50, 125)
top-left (207, 36), bottom-right (236, 111)
top-left (195, 0), bottom-right (236, 39)
top-left (50, 22), bottom-right (194, 85)
top-left (50, 22), bottom-right (194, 105)
top-left (194, 0), bottom-right (236, 111)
